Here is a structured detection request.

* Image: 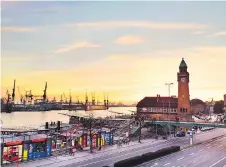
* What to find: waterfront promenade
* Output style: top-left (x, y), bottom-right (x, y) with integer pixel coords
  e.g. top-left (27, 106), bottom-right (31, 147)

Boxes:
top-left (5, 128), bottom-right (226, 167)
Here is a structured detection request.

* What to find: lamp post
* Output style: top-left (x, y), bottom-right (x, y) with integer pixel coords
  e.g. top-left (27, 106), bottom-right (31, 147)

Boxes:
top-left (165, 82), bottom-right (173, 138)
top-left (88, 113), bottom-right (94, 153)
top-left (98, 119), bottom-right (102, 151)
top-left (138, 115), bottom-right (144, 143)
top-left (165, 83), bottom-right (174, 120)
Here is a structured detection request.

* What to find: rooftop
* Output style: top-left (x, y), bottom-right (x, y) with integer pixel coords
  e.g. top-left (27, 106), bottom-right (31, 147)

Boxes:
top-left (179, 58), bottom-right (188, 68)
top-left (137, 96), bottom-right (178, 108)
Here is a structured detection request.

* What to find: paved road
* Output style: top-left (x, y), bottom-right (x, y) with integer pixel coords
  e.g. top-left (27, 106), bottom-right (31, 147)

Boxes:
top-left (5, 128), bottom-right (226, 167)
top-left (60, 129), bottom-right (226, 167)
top-left (138, 136), bottom-right (226, 167)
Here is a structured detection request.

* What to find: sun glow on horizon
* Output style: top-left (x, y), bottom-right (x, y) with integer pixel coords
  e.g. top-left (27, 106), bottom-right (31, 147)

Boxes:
top-left (1, 2), bottom-right (226, 103)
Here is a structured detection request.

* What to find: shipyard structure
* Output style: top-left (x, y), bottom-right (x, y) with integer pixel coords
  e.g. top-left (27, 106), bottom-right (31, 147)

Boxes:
top-left (1, 80), bottom-right (109, 113)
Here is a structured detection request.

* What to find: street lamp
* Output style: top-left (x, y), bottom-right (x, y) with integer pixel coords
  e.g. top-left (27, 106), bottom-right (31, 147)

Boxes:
top-left (98, 118), bottom-right (103, 151)
top-left (165, 83), bottom-right (173, 139)
top-left (165, 83), bottom-right (174, 120)
top-left (88, 112), bottom-right (94, 153)
top-left (138, 115), bottom-right (144, 143)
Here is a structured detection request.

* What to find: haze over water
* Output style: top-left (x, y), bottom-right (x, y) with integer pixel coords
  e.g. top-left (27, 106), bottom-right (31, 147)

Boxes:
top-left (1, 107), bottom-right (134, 128)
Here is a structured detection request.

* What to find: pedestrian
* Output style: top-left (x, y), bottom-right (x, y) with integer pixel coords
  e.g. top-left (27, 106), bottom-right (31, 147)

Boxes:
top-left (69, 147), bottom-right (73, 155)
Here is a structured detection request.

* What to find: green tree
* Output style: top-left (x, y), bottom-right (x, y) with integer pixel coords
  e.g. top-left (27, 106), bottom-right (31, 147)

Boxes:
top-left (214, 100), bottom-right (224, 114)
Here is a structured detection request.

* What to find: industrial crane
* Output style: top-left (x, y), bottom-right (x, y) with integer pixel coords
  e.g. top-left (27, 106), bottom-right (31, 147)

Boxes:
top-left (43, 82), bottom-right (47, 102)
top-left (60, 94), bottom-right (63, 103)
top-left (106, 93), bottom-right (109, 109)
top-left (85, 90), bottom-right (88, 105)
top-left (6, 89), bottom-right (12, 113)
top-left (69, 89), bottom-right (72, 105)
top-left (63, 93), bottom-right (68, 103)
top-left (76, 96), bottom-right (80, 103)
top-left (24, 82), bottom-right (47, 104)
top-left (104, 92), bottom-right (106, 106)
top-left (25, 90), bottom-right (33, 104)
top-left (91, 92), bottom-right (95, 105)
top-left (11, 79), bottom-right (15, 103)
top-left (17, 86), bottom-right (24, 103)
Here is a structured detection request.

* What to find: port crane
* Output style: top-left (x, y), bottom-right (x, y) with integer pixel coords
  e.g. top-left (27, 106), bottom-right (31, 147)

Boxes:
top-left (5, 90), bottom-right (12, 113)
top-left (60, 94), bottom-right (63, 103)
top-left (85, 90), bottom-right (88, 105)
top-left (69, 89), bottom-right (72, 105)
top-left (24, 82), bottom-right (48, 104)
top-left (11, 79), bottom-right (16, 103)
top-left (76, 96), bottom-right (80, 103)
top-left (43, 82), bottom-right (47, 102)
top-left (25, 90), bottom-right (33, 104)
top-left (91, 92), bottom-right (95, 105)
top-left (69, 89), bottom-right (72, 110)
top-left (17, 86), bottom-right (24, 103)
top-left (63, 93), bottom-right (68, 103)
top-left (106, 93), bottom-right (109, 109)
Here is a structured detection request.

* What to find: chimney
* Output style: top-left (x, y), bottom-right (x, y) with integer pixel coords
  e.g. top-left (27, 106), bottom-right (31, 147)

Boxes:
top-left (157, 94), bottom-right (160, 102)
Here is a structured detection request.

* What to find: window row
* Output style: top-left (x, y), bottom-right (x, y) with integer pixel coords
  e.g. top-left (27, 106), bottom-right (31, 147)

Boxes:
top-left (180, 108), bottom-right (188, 113)
top-left (140, 107), bottom-right (177, 113)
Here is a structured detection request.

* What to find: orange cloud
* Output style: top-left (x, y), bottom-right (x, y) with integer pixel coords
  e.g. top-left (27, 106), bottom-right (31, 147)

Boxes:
top-left (54, 41), bottom-right (101, 54)
top-left (114, 35), bottom-right (145, 45)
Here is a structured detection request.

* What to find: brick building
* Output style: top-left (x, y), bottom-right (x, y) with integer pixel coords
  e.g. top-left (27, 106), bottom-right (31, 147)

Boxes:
top-left (136, 95), bottom-right (178, 121)
top-left (136, 58), bottom-right (192, 121)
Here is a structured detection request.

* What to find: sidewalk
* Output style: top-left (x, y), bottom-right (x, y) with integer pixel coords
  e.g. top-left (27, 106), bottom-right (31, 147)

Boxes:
top-left (5, 138), bottom-right (166, 167)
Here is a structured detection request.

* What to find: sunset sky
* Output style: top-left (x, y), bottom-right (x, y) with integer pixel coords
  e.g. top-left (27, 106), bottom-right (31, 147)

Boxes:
top-left (1, 1), bottom-right (226, 103)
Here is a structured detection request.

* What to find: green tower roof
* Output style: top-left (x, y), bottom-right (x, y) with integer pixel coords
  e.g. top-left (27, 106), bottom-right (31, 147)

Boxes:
top-left (179, 58), bottom-right (187, 68)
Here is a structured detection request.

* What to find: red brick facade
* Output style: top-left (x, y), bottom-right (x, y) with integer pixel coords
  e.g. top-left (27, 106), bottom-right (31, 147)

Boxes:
top-left (136, 58), bottom-right (193, 121)
top-left (177, 58), bottom-right (192, 121)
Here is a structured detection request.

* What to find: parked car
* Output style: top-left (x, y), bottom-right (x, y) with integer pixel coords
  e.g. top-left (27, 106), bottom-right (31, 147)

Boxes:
top-left (176, 131), bottom-right (185, 137)
top-left (187, 129), bottom-right (196, 135)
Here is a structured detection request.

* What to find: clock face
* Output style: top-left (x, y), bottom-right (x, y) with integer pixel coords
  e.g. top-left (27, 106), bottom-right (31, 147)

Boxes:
top-left (181, 78), bottom-right (186, 82)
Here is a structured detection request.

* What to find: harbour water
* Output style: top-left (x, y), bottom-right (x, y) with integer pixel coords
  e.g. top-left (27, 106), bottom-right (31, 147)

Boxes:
top-left (1, 107), bottom-right (135, 128)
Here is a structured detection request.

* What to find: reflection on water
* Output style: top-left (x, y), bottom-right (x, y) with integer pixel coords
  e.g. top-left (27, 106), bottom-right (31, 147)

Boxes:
top-left (1, 107), bottom-right (135, 128)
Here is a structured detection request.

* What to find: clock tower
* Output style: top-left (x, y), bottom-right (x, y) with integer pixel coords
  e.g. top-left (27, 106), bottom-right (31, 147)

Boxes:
top-left (177, 58), bottom-right (191, 120)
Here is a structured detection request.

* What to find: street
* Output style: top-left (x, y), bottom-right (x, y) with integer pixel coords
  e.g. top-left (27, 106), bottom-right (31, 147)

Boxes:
top-left (5, 128), bottom-right (226, 167)
top-left (138, 136), bottom-right (226, 167)
top-left (60, 128), bottom-right (226, 167)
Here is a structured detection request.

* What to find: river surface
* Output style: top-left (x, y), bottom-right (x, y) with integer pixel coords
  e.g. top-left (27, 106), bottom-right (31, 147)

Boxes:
top-left (1, 107), bottom-right (135, 128)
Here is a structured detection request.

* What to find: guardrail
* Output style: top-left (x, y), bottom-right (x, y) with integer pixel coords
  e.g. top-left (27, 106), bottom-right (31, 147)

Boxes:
top-left (145, 120), bottom-right (226, 128)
